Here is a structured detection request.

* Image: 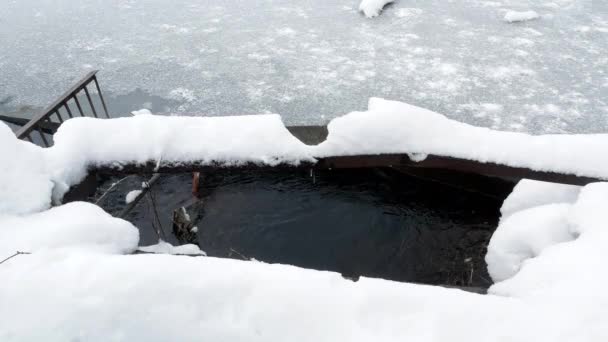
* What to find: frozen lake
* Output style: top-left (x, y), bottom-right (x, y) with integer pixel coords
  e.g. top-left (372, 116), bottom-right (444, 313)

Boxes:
top-left (1, 0), bottom-right (606, 132)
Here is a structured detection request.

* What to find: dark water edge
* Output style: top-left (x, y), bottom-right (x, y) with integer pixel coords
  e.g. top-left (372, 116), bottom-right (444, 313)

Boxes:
top-left (96, 168), bottom-right (513, 289)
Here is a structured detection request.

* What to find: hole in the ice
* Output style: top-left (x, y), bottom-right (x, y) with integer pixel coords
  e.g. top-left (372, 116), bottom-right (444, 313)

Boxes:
top-left (97, 168), bottom-right (515, 291)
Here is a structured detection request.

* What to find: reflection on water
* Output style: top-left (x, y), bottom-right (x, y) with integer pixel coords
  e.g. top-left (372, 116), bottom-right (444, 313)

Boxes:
top-left (100, 168), bottom-right (513, 288)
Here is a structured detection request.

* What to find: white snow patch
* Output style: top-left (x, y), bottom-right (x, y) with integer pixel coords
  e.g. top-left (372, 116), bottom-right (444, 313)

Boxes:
top-left (500, 180), bottom-right (581, 219)
top-left (359, 0), bottom-right (394, 18)
top-left (503, 10), bottom-right (540, 23)
top-left (125, 190), bottom-right (142, 204)
top-left (138, 240), bottom-right (206, 256)
top-left (130, 108), bottom-right (152, 116)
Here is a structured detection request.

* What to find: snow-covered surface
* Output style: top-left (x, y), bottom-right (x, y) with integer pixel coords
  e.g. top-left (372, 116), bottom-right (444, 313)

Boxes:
top-left (2, 112), bottom-right (608, 340)
top-left (359, 0), bottom-right (394, 18)
top-left (48, 113), bottom-right (314, 191)
top-left (47, 98), bottom-right (608, 186)
top-left (138, 240), bottom-right (206, 256)
top-left (0, 123), bottom-right (53, 215)
top-left (1, 0), bottom-right (606, 133)
top-left (503, 10), bottom-right (540, 23)
top-left (316, 98), bottom-right (608, 179)
top-left (486, 181), bottom-right (608, 307)
top-left (125, 189), bottom-right (143, 204)
top-left (0, 202), bottom-right (138, 256)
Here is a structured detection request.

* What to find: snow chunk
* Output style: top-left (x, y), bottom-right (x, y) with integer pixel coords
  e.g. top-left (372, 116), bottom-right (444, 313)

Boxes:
top-left (0, 202), bottom-right (139, 256)
top-left (138, 240), bottom-right (206, 256)
top-left (503, 10), bottom-right (540, 23)
top-left (125, 190), bottom-right (143, 204)
top-left (0, 252), bottom-right (530, 341)
top-left (359, 0), bottom-right (394, 18)
top-left (130, 108), bottom-right (152, 116)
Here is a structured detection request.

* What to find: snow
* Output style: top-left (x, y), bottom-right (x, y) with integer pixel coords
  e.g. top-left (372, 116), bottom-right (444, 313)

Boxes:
top-left (47, 114), bottom-right (315, 192)
top-left (0, 123), bottom-right (53, 216)
top-left (500, 179), bottom-right (581, 219)
top-left (138, 240), bottom-right (206, 256)
top-left (316, 98), bottom-right (608, 180)
top-left (487, 182), bottom-right (608, 305)
top-left (125, 189), bottom-right (143, 204)
top-left (0, 202), bottom-right (138, 256)
top-left (130, 108), bottom-right (152, 116)
top-left (4, 96), bottom-right (608, 217)
top-left (359, 0), bottom-right (394, 18)
top-left (2, 109), bottom-right (608, 339)
top-left (504, 10), bottom-right (540, 23)
top-left (0, 1), bottom-right (607, 338)
top-left (7, 97), bottom-right (606, 199)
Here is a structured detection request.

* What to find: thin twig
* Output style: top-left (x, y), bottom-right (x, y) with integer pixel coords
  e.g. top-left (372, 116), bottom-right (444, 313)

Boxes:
top-left (0, 251), bottom-right (31, 265)
top-left (147, 184), bottom-right (167, 240)
top-left (229, 248), bottom-right (249, 260)
top-left (95, 175), bottom-right (134, 204)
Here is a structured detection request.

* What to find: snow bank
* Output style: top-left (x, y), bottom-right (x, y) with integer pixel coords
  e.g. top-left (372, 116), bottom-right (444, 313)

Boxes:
top-left (0, 123), bottom-right (53, 215)
top-left (316, 98), bottom-right (608, 180)
top-left (359, 0), bottom-right (394, 18)
top-left (0, 252), bottom-right (539, 341)
top-left (487, 181), bottom-right (608, 303)
top-left (500, 180), bottom-right (580, 219)
top-left (48, 114), bottom-right (315, 190)
top-left (138, 240), bottom-right (206, 255)
top-left (36, 98), bottom-right (608, 194)
top-left (3, 106), bottom-right (608, 339)
top-left (0, 202), bottom-right (138, 256)
top-left (503, 10), bottom-right (540, 23)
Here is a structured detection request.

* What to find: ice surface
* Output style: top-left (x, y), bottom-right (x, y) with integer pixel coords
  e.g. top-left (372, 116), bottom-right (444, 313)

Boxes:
top-left (1, 0), bottom-right (606, 133)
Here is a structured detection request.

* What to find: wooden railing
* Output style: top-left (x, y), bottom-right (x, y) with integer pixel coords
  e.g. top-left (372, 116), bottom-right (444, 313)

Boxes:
top-left (16, 70), bottom-right (109, 146)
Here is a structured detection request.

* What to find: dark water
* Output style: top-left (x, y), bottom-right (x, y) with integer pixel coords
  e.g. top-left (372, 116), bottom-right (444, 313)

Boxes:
top-left (97, 168), bottom-right (512, 288)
